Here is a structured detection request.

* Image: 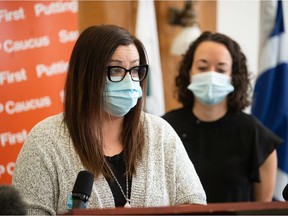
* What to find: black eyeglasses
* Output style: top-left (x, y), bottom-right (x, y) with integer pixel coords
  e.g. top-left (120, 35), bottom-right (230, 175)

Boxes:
top-left (107, 64), bottom-right (149, 82)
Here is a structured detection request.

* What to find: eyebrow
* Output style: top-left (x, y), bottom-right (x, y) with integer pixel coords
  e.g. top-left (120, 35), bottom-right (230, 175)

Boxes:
top-left (195, 59), bottom-right (208, 64)
top-left (218, 62), bottom-right (230, 66)
top-left (195, 59), bottom-right (230, 66)
top-left (109, 59), bottom-right (140, 64)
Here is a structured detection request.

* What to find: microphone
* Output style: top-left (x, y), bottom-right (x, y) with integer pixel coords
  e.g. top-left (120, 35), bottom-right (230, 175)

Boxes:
top-left (72, 170), bottom-right (94, 209)
top-left (283, 183), bottom-right (288, 201)
top-left (0, 185), bottom-right (27, 215)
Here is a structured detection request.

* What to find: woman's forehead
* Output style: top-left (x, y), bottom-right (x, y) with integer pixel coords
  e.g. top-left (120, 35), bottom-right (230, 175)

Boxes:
top-left (194, 41), bottom-right (232, 64)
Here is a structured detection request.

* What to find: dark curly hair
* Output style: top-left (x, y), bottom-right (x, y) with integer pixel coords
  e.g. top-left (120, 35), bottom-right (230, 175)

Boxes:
top-left (175, 31), bottom-right (251, 112)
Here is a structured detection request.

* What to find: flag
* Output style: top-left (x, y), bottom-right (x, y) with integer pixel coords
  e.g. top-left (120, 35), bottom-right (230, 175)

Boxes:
top-left (251, 0), bottom-right (288, 201)
top-left (135, 0), bottom-right (165, 116)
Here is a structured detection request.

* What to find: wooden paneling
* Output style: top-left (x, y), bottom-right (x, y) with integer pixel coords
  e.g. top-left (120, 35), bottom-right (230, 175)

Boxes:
top-left (78, 0), bottom-right (216, 112)
top-left (154, 1), bottom-right (184, 112)
top-left (78, 1), bottom-right (137, 33)
top-left (198, 1), bottom-right (217, 33)
top-left (155, 1), bottom-right (216, 112)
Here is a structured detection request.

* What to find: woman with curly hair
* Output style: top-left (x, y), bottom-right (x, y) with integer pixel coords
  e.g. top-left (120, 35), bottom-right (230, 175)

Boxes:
top-left (163, 31), bottom-right (282, 203)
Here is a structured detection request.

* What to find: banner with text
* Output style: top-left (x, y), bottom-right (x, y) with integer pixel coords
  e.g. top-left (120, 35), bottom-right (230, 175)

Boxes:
top-left (0, 0), bottom-right (78, 184)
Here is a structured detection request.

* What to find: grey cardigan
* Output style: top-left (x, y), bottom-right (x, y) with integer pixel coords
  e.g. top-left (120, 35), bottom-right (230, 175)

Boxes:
top-left (12, 112), bottom-right (206, 215)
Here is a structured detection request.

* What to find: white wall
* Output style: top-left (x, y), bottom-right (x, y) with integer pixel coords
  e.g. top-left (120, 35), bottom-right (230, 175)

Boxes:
top-left (217, 0), bottom-right (288, 114)
top-left (217, 0), bottom-right (288, 84)
top-left (217, 0), bottom-right (260, 84)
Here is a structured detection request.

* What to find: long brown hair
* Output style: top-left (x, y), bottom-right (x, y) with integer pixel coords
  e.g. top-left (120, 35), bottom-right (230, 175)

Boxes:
top-left (176, 31), bottom-right (251, 112)
top-left (64, 25), bottom-right (148, 177)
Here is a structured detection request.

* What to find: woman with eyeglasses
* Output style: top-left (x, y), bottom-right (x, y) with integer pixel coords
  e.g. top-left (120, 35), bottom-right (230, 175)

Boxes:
top-left (12, 25), bottom-right (206, 215)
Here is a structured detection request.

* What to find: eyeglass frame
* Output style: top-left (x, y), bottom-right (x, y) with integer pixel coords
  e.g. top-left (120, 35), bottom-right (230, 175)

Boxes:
top-left (106, 64), bottom-right (149, 82)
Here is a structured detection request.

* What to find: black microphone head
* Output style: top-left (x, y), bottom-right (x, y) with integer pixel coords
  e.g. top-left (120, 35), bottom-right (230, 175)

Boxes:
top-left (0, 185), bottom-right (27, 215)
top-left (283, 183), bottom-right (288, 201)
top-left (72, 170), bottom-right (94, 200)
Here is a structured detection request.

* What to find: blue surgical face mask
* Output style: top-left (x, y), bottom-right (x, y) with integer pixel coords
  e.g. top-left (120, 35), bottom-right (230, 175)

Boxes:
top-left (187, 71), bottom-right (234, 106)
top-left (103, 76), bottom-right (142, 116)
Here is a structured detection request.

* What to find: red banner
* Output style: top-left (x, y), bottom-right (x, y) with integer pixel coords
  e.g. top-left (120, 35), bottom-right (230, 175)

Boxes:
top-left (0, 0), bottom-right (78, 184)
